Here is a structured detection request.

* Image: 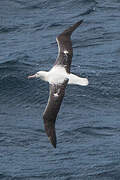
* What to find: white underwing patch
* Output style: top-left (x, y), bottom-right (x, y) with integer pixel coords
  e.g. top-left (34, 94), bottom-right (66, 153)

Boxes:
top-left (64, 50), bottom-right (69, 54)
top-left (54, 93), bottom-right (59, 97)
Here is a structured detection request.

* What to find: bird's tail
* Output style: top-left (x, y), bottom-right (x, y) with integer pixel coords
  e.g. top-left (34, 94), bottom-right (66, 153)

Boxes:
top-left (68, 73), bottom-right (89, 86)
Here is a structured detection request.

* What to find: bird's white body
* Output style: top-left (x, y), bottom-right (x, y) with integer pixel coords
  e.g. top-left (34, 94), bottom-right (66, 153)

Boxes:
top-left (36, 66), bottom-right (88, 86)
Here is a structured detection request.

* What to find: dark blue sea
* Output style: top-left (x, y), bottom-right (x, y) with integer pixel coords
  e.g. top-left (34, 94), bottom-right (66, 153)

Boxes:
top-left (0, 0), bottom-right (120, 179)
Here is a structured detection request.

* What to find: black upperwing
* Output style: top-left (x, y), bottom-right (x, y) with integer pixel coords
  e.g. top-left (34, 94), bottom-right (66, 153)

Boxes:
top-left (55, 20), bottom-right (83, 73)
top-left (43, 79), bottom-right (69, 148)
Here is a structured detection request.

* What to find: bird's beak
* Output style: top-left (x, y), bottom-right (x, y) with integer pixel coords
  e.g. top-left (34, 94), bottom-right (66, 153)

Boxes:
top-left (28, 74), bottom-right (36, 79)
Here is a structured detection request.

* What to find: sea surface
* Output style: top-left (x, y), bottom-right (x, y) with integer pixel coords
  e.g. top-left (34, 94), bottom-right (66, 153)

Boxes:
top-left (0, 0), bottom-right (120, 179)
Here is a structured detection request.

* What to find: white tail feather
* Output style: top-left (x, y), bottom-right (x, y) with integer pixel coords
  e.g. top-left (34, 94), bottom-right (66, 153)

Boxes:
top-left (68, 73), bottom-right (88, 86)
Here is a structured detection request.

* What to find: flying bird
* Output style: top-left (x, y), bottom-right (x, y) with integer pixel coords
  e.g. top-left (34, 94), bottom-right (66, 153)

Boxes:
top-left (28, 20), bottom-right (88, 148)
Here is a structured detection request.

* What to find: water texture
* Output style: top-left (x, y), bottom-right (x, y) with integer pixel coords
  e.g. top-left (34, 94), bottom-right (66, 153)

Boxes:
top-left (0, 0), bottom-right (120, 179)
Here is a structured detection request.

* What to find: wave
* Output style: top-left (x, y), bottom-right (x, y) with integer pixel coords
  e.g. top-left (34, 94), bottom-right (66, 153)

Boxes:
top-left (0, 60), bottom-right (48, 106)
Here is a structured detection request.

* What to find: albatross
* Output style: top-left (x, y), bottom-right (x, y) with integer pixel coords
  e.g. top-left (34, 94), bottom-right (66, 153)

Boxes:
top-left (28, 20), bottom-right (88, 148)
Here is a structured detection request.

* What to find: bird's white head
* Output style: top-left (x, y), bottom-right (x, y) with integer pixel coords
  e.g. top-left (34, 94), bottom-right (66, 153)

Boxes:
top-left (28, 71), bottom-right (48, 81)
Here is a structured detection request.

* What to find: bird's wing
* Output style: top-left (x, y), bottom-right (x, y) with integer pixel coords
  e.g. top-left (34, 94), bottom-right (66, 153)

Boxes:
top-left (43, 78), bottom-right (69, 148)
top-left (54, 20), bottom-right (83, 73)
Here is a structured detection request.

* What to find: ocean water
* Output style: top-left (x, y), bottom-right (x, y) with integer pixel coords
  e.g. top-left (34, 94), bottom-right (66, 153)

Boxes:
top-left (0, 0), bottom-right (120, 179)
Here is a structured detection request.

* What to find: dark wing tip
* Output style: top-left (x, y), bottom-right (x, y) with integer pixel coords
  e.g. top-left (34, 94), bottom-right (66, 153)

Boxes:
top-left (73, 20), bottom-right (83, 27)
top-left (58, 19), bottom-right (84, 37)
top-left (49, 135), bottom-right (57, 148)
top-left (66, 19), bottom-right (83, 34)
top-left (44, 124), bottom-right (57, 148)
top-left (77, 19), bottom-right (84, 24)
top-left (43, 115), bottom-right (57, 148)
